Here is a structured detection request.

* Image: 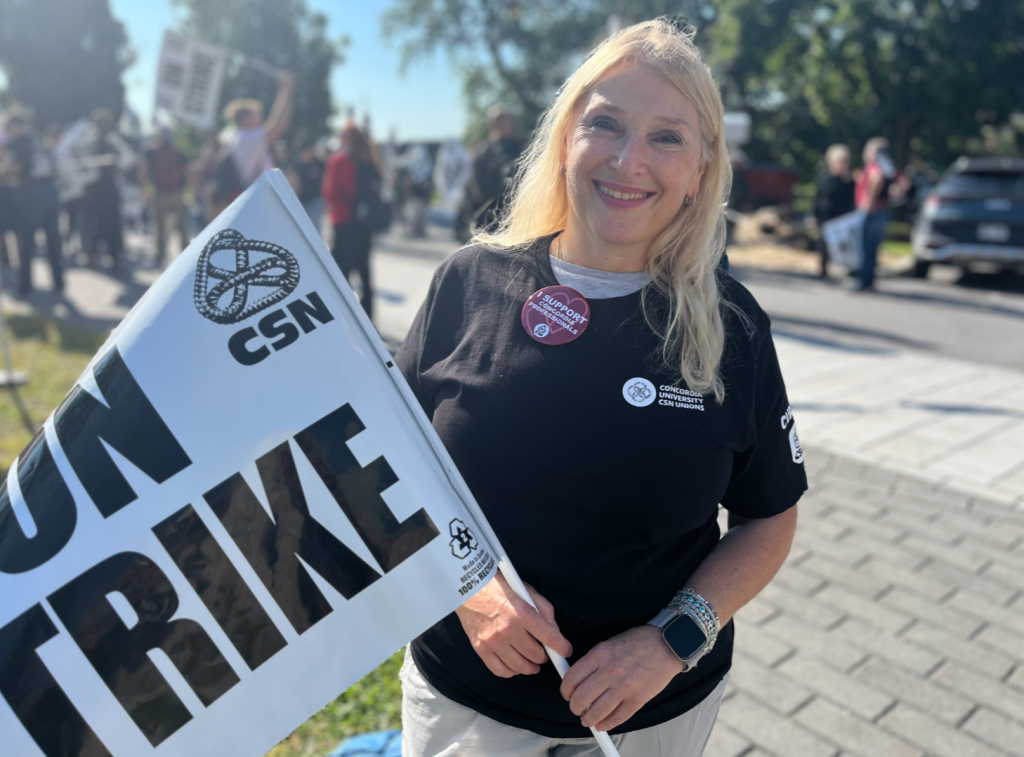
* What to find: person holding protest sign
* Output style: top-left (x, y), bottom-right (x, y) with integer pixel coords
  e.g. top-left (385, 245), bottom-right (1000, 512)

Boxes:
top-left (813, 144), bottom-right (855, 279)
top-left (211, 72), bottom-right (294, 217)
top-left (396, 19), bottom-right (805, 757)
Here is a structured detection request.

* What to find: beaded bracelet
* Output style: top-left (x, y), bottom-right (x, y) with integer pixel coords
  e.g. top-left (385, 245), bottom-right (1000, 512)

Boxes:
top-left (668, 588), bottom-right (720, 647)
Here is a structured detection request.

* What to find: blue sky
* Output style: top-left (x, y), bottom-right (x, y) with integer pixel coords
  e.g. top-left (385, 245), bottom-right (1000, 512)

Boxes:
top-left (109, 0), bottom-right (467, 140)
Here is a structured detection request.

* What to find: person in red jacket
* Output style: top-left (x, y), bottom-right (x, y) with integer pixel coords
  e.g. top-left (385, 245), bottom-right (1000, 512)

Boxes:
top-left (321, 123), bottom-right (381, 321)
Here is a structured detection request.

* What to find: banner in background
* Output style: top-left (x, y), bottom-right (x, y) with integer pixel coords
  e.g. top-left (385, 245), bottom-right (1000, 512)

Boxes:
top-left (0, 172), bottom-right (498, 757)
top-left (155, 30), bottom-right (228, 130)
top-left (821, 210), bottom-right (865, 270)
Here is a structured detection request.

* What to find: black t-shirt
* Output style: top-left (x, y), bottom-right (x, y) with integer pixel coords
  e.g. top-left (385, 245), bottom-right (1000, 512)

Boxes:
top-left (395, 238), bottom-right (807, 738)
top-left (814, 172), bottom-right (856, 222)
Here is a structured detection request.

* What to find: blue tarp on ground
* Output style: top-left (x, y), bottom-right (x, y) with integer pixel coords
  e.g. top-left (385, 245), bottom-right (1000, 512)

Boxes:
top-left (326, 730), bottom-right (402, 757)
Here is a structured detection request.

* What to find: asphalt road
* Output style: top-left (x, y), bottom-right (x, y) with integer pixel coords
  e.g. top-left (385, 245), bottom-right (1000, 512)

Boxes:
top-left (730, 262), bottom-right (1024, 371)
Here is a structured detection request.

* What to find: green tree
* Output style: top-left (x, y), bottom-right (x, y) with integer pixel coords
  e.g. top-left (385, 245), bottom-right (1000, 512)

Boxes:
top-left (173, 0), bottom-right (345, 143)
top-left (710, 0), bottom-right (1024, 175)
top-left (382, 0), bottom-right (717, 140)
top-left (0, 0), bottom-right (133, 125)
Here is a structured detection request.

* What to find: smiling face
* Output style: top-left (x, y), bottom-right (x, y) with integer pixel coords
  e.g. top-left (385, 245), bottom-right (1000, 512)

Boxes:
top-left (562, 63), bottom-right (706, 262)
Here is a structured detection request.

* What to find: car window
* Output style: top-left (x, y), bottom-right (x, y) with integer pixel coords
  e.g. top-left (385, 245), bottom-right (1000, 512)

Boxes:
top-left (940, 172), bottom-right (1024, 196)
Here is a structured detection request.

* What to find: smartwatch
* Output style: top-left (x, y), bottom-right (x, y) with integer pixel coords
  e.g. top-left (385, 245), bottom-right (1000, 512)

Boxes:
top-left (647, 608), bottom-right (710, 671)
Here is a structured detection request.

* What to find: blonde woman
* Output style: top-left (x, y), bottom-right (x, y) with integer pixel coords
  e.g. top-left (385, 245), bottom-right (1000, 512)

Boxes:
top-left (396, 19), bottom-right (805, 757)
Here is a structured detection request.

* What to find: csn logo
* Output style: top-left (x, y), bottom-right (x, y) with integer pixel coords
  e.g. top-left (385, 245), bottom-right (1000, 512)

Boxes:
top-left (193, 228), bottom-right (335, 366)
top-left (622, 377), bottom-right (657, 407)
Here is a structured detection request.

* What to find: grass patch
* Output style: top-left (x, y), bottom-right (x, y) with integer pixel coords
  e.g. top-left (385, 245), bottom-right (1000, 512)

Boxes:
top-left (0, 313), bottom-right (107, 478)
top-left (881, 240), bottom-right (912, 257)
top-left (265, 650), bottom-right (404, 757)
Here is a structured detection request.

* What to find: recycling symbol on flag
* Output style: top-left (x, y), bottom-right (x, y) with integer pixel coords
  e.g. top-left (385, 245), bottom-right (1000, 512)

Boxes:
top-left (449, 519), bottom-right (478, 559)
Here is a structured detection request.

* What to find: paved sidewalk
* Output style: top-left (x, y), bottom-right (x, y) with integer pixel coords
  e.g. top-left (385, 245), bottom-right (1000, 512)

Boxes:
top-left (709, 448), bottom-right (1024, 757)
top-left (777, 334), bottom-right (1024, 510)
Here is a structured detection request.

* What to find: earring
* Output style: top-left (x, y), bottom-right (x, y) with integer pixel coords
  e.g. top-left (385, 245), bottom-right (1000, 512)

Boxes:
top-left (683, 194), bottom-right (695, 206)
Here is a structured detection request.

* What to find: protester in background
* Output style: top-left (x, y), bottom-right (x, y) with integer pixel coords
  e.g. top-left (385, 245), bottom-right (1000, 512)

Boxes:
top-left (467, 104), bottom-right (525, 233)
top-left (142, 129), bottom-right (190, 267)
top-left (212, 72), bottom-right (294, 216)
top-left (403, 144), bottom-right (433, 238)
top-left (855, 137), bottom-right (908, 291)
top-left (83, 109), bottom-right (129, 272)
top-left (0, 133), bottom-right (21, 273)
top-left (813, 144), bottom-right (856, 279)
top-left (396, 20), bottom-right (803, 757)
top-left (322, 123), bottom-right (382, 321)
top-left (273, 139), bottom-right (301, 194)
top-left (190, 131), bottom-right (221, 232)
top-left (295, 140), bottom-right (326, 233)
top-left (2, 110), bottom-right (65, 295)
top-left (900, 152), bottom-right (935, 226)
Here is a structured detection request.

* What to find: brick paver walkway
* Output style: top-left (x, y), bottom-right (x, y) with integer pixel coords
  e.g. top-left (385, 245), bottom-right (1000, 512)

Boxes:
top-left (708, 448), bottom-right (1024, 757)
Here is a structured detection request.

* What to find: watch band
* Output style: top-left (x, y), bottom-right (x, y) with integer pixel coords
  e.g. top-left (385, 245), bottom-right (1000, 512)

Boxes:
top-left (648, 608), bottom-right (681, 629)
top-left (647, 589), bottom-right (719, 671)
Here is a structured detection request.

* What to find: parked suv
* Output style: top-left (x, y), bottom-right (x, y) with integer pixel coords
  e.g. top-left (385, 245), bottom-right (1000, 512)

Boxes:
top-left (911, 157), bottom-right (1024, 278)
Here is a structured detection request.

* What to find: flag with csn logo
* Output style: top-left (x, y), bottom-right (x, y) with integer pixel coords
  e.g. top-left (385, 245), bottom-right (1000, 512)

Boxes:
top-left (0, 172), bottom-right (499, 757)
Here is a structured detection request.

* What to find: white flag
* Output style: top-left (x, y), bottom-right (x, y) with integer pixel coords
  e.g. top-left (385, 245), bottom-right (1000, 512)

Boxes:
top-left (821, 210), bottom-right (865, 270)
top-left (155, 30), bottom-right (228, 130)
top-left (0, 171), bottom-right (499, 757)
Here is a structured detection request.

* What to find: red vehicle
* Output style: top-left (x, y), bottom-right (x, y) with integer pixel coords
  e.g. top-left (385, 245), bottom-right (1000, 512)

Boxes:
top-left (723, 112), bottom-right (798, 211)
top-left (730, 159), bottom-right (799, 212)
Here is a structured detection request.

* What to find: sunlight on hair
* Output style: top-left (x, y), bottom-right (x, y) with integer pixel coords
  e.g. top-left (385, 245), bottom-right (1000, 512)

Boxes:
top-left (475, 18), bottom-right (750, 402)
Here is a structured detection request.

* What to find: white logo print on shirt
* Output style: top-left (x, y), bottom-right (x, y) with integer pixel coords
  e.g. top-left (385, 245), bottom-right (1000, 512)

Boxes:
top-left (621, 379), bottom-right (705, 410)
top-left (781, 404), bottom-right (804, 464)
top-left (622, 377), bottom-right (657, 407)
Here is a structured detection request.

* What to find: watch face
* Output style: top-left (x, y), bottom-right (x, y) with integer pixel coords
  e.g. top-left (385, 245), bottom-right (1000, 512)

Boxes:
top-left (663, 615), bottom-right (706, 660)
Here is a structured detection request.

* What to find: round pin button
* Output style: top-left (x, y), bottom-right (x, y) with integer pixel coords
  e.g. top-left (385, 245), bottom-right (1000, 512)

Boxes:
top-left (521, 285), bottom-right (591, 345)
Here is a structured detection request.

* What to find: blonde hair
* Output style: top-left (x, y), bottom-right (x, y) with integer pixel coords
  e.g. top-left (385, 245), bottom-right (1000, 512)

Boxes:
top-left (223, 98), bottom-right (263, 126)
top-left (825, 143), bottom-right (850, 169)
top-left (475, 18), bottom-right (737, 402)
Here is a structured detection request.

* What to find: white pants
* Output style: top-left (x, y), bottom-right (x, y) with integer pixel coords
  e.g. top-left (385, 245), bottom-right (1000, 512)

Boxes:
top-left (400, 649), bottom-right (728, 757)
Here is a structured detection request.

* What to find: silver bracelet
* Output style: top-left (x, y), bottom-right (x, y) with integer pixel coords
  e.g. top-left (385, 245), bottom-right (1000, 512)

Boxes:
top-left (668, 589), bottom-right (720, 647)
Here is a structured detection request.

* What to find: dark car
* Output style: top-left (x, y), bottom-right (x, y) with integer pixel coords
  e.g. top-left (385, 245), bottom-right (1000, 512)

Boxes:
top-left (911, 156), bottom-right (1024, 278)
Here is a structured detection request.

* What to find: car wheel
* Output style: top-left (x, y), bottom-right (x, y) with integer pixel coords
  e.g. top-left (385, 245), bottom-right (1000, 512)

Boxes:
top-left (911, 259), bottom-right (931, 278)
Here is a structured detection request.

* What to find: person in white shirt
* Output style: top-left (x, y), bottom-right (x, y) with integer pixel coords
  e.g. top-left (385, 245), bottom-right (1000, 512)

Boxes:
top-left (222, 72), bottom-right (295, 191)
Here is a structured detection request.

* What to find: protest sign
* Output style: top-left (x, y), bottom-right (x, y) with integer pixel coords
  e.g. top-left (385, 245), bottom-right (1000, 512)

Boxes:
top-left (821, 210), bottom-right (865, 270)
top-left (155, 31), bottom-right (228, 130)
top-left (0, 171), bottom-right (500, 757)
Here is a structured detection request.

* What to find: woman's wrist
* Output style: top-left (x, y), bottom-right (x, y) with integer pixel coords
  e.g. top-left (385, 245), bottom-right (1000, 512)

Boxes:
top-left (647, 588), bottom-right (721, 671)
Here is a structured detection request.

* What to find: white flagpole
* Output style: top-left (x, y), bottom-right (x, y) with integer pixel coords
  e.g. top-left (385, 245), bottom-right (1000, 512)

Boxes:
top-left (265, 171), bottom-right (622, 757)
top-left (496, 559), bottom-right (624, 757)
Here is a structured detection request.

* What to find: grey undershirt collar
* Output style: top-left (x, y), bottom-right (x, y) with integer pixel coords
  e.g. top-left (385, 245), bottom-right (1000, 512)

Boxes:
top-left (549, 255), bottom-right (650, 299)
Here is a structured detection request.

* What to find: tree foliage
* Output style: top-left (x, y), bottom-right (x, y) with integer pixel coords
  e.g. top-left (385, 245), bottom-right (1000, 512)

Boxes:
top-left (0, 0), bottom-right (133, 126)
top-left (384, 0), bottom-right (1023, 175)
top-left (710, 0), bottom-right (1024, 174)
top-left (173, 0), bottom-right (345, 142)
top-left (382, 0), bottom-right (716, 141)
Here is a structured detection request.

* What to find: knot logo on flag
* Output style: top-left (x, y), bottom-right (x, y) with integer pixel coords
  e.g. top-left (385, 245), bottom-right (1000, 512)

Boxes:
top-left (194, 229), bottom-right (300, 325)
top-left (449, 518), bottom-right (478, 559)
